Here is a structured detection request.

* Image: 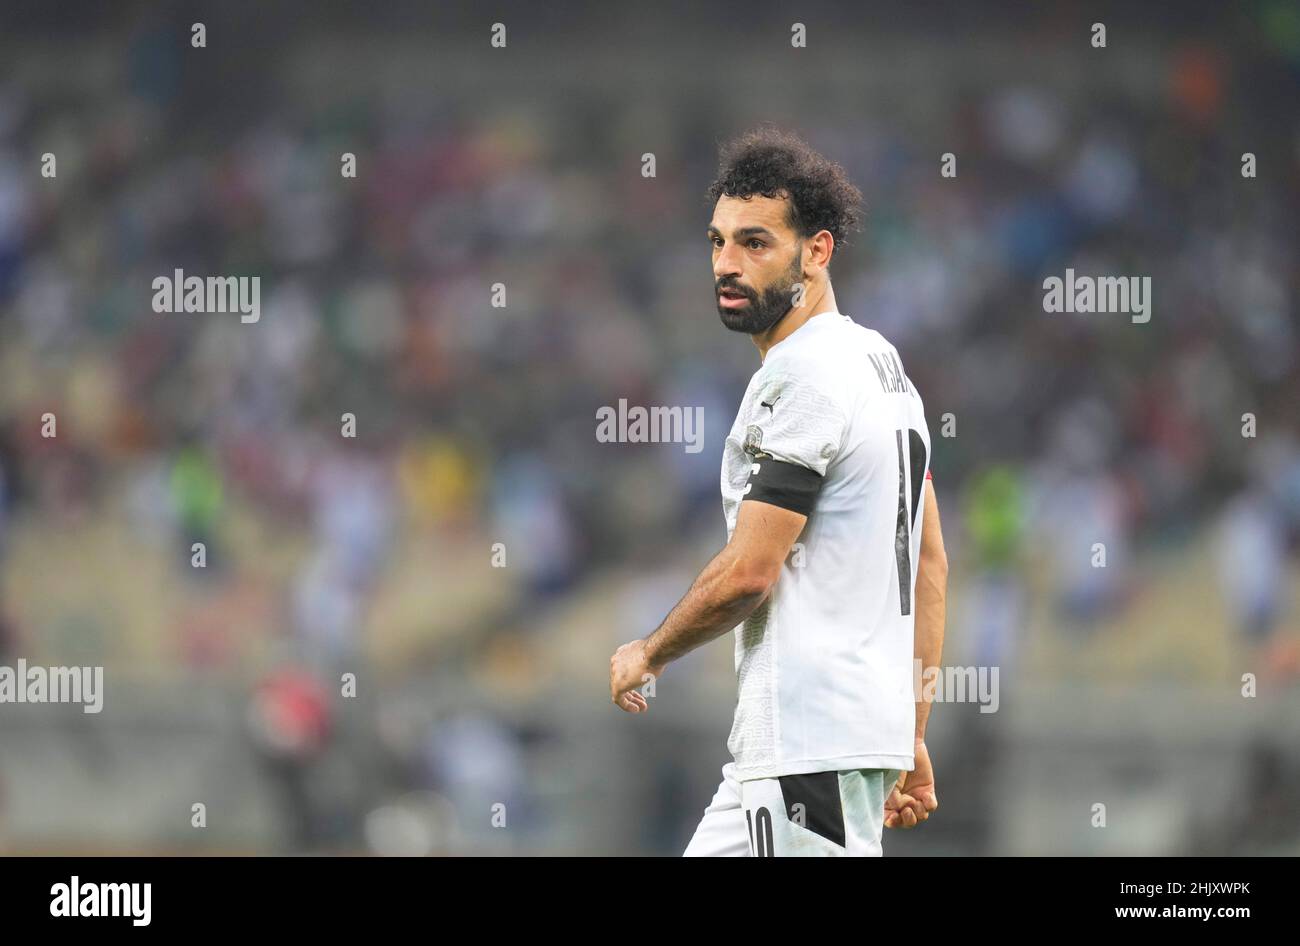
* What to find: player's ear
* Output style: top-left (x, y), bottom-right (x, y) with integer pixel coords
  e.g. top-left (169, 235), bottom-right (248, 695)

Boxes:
top-left (816, 229), bottom-right (834, 268)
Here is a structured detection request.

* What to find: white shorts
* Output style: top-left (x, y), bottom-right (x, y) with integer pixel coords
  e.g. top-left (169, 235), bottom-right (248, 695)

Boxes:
top-left (683, 762), bottom-right (901, 857)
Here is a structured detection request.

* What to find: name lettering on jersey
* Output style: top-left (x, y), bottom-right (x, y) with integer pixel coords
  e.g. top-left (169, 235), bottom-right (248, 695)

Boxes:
top-left (866, 351), bottom-right (910, 395)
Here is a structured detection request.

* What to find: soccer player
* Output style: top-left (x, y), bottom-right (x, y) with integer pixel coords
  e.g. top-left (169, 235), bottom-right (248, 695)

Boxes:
top-left (609, 127), bottom-right (948, 856)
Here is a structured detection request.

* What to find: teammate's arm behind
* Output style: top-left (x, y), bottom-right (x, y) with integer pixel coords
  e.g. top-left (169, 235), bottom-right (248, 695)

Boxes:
top-left (886, 476), bottom-right (947, 828)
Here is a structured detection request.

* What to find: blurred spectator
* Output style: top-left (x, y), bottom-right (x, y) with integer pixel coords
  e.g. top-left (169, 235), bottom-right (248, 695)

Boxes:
top-left (246, 662), bottom-right (334, 851)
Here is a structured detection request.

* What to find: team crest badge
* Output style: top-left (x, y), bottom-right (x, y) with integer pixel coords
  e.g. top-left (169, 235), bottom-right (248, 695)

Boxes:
top-left (743, 424), bottom-right (772, 459)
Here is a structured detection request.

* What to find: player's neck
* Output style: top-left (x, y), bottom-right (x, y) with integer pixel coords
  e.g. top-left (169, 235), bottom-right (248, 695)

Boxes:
top-left (753, 283), bottom-right (838, 362)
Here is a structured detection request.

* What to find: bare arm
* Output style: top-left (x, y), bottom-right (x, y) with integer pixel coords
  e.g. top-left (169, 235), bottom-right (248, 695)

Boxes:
top-left (914, 477), bottom-right (948, 741)
top-left (609, 499), bottom-right (806, 711)
top-left (886, 476), bottom-right (947, 828)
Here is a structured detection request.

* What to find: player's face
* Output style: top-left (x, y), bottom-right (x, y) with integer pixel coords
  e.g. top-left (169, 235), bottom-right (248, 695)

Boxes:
top-left (709, 194), bottom-right (805, 335)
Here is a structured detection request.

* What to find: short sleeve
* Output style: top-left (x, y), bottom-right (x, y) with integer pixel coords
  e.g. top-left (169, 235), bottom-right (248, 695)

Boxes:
top-left (747, 370), bottom-right (848, 477)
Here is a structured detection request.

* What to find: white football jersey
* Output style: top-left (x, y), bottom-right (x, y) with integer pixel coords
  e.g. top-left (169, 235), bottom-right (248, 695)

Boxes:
top-left (720, 311), bottom-right (931, 781)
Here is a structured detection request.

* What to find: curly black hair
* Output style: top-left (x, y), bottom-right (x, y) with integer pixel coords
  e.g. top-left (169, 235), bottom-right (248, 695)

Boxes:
top-left (706, 125), bottom-right (864, 252)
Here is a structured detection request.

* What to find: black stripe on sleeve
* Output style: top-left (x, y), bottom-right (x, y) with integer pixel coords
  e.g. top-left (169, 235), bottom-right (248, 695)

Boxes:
top-left (744, 458), bottom-right (823, 516)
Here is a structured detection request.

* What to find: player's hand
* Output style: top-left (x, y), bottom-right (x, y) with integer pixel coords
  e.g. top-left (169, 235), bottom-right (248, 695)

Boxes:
top-left (609, 639), bottom-right (660, 713)
top-left (885, 740), bottom-right (938, 829)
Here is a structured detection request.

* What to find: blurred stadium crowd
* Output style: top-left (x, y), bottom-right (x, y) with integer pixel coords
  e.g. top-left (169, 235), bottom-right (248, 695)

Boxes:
top-left (0, 2), bottom-right (1298, 854)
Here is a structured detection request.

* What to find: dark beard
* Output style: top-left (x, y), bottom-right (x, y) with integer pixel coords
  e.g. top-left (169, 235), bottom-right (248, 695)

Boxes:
top-left (716, 251), bottom-right (804, 335)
